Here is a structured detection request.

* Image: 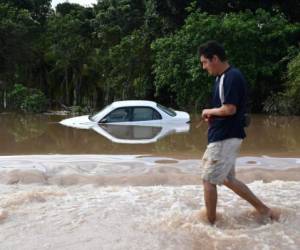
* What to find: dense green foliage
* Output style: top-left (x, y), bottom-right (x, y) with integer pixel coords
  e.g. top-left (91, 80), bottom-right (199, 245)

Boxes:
top-left (21, 89), bottom-right (48, 113)
top-left (153, 9), bottom-right (299, 111)
top-left (7, 84), bottom-right (28, 110)
top-left (7, 84), bottom-right (48, 113)
top-left (286, 52), bottom-right (300, 103)
top-left (263, 51), bottom-right (300, 115)
top-left (0, 0), bottom-right (299, 114)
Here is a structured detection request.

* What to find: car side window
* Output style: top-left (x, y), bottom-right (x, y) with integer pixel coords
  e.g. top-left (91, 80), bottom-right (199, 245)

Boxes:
top-left (132, 107), bottom-right (162, 121)
top-left (103, 108), bottom-right (131, 123)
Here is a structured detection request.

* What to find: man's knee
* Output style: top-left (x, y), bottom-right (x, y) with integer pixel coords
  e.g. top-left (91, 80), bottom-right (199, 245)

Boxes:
top-left (203, 180), bottom-right (217, 191)
top-left (223, 177), bottom-right (236, 188)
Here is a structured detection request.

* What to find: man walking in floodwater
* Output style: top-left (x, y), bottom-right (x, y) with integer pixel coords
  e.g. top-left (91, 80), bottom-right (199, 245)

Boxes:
top-left (199, 41), bottom-right (278, 224)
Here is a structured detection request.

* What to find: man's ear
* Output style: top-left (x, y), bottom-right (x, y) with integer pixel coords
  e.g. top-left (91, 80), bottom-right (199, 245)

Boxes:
top-left (212, 55), bottom-right (219, 63)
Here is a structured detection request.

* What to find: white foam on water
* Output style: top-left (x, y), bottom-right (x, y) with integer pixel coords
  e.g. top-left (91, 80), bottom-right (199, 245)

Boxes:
top-left (0, 155), bottom-right (300, 249)
top-left (0, 182), bottom-right (299, 249)
top-left (0, 155), bottom-right (300, 186)
top-left (0, 155), bottom-right (297, 188)
top-left (237, 156), bottom-right (300, 170)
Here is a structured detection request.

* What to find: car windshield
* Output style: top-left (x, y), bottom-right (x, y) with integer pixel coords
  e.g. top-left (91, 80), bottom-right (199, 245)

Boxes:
top-left (157, 104), bottom-right (176, 117)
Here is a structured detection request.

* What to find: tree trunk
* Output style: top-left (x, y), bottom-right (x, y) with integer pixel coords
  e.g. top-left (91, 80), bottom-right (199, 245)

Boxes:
top-left (73, 72), bottom-right (82, 106)
top-left (104, 81), bottom-right (110, 105)
top-left (73, 71), bottom-right (77, 106)
top-left (4, 90), bottom-right (6, 109)
top-left (65, 67), bottom-right (70, 105)
top-left (41, 59), bottom-right (48, 97)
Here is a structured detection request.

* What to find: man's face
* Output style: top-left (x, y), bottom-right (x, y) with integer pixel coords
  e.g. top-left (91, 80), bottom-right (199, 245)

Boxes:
top-left (200, 55), bottom-right (218, 76)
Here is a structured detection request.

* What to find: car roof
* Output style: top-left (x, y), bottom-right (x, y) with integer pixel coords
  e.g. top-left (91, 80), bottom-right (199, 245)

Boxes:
top-left (111, 100), bottom-right (157, 108)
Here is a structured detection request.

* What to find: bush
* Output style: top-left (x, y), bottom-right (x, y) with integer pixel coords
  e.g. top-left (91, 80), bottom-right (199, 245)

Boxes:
top-left (285, 52), bottom-right (300, 111)
top-left (7, 84), bottom-right (48, 113)
top-left (264, 51), bottom-right (300, 115)
top-left (21, 90), bottom-right (48, 113)
top-left (263, 92), bottom-right (294, 115)
top-left (7, 84), bottom-right (28, 109)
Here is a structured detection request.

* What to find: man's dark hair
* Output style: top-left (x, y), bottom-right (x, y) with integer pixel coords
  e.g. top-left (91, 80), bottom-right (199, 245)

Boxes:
top-left (198, 41), bottom-right (227, 62)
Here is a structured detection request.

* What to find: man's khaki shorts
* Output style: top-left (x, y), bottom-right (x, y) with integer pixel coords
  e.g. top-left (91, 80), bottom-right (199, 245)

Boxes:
top-left (201, 138), bottom-right (242, 185)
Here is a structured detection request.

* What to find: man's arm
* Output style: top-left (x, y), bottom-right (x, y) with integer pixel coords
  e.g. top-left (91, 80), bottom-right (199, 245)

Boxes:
top-left (202, 104), bottom-right (236, 121)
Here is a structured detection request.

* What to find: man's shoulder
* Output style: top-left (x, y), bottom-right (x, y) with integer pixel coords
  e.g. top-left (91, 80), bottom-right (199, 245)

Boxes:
top-left (227, 66), bottom-right (243, 77)
top-left (225, 67), bottom-right (246, 83)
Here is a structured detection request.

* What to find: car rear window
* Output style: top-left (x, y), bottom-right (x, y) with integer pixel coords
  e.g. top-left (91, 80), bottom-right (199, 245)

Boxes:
top-left (132, 107), bottom-right (161, 121)
top-left (157, 104), bottom-right (176, 117)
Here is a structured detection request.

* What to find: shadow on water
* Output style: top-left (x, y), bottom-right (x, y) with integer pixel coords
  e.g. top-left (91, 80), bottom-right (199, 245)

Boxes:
top-left (1, 113), bottom-right (300, 157)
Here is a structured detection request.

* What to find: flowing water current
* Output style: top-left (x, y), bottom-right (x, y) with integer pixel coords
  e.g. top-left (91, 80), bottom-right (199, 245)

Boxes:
top-left (0, 113), bottom-right (300, 250)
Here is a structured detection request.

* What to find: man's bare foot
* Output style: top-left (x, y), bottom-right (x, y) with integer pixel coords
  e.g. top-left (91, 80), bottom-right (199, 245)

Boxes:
top-left (0, 209), bottom-right (8, 221)
top-left (198, 208), bottom-right (224, 225)
top-left (266, 209), bottom-right (280, 221)
top-left (258, 208), bottom-right (280, 223)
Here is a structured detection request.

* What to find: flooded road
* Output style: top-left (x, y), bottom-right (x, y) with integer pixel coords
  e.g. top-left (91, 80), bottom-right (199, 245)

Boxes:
top-left (1, 182), bottom-right (299, 250)
top-left (1, 113), bottom-right (300, 157)
top-left (1, 113), bottom-right (300, 250)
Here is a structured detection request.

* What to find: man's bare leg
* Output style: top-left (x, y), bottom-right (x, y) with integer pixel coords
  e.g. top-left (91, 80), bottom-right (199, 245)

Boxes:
top-left (203, 180), bottom-right (217, 224)
top-left (223, 177), bottom-right (279, 220)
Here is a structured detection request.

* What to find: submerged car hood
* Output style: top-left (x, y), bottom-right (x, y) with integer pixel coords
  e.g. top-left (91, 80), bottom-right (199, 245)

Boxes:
top-left (59, 115), bottom-right (95, 129)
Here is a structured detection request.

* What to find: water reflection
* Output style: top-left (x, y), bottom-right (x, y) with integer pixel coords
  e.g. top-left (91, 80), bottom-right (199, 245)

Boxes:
top-left (92, 124), bottom-right (190, 144)
top-left (3, 113), bottom-right (46, 143)
top-left (242, 115), bottom-right (300, 156)
top-left (0, 113), bottom-right (300, 156)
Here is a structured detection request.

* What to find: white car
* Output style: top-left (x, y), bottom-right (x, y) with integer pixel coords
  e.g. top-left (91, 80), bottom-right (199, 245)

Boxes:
top-left (60, 100), bottom-right (190, 128)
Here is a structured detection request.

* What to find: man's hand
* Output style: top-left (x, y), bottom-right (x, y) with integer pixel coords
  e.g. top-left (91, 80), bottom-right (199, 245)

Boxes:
top-left (202, 109), bottom-right (212, 122)
top-left (202, 104), bottom-right (237, 123)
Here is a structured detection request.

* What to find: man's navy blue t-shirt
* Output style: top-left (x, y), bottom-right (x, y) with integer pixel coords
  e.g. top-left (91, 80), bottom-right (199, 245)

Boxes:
top-left (208, 66), bottom-right (247, 143)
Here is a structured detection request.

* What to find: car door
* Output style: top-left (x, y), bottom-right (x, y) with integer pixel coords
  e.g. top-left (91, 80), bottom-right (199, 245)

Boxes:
top-left (131, 106), bottom-right (162, 125)
top-left (100, 107), bottom-right (132, 123)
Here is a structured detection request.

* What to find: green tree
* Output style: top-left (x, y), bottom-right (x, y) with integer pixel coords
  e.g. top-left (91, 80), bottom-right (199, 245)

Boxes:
top-left (195, 0), bottom-right (300, 22)
top-left (91, 0), bottom-right (149, 104)
top-left (0, 1), bottom-right (52, 105)
top-left (0, 3), bottom-right (37, 83)
top-left (265, 51), bottom-right (300, 115)
top-left (152, 9), bottom-right (300, 111)
top-left (286, 52), bottom-right (300, 97)
top-left (1, 0), bottom-right (299, 114)
top-left (107, 30), bottom-right (154, 100)
top-left (46, 3), bottom-right (94, 106)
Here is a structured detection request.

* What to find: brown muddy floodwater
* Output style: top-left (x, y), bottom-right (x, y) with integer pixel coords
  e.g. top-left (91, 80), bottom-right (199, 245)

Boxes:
top-left (0, 113), bottom-right (300, 157)
top-left (1, 113), bottom-right (300, 250)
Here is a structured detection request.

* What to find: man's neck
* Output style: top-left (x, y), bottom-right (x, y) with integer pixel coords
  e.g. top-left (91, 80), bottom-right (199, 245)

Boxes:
top-left (217, 62), bottom-right (230, 76)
